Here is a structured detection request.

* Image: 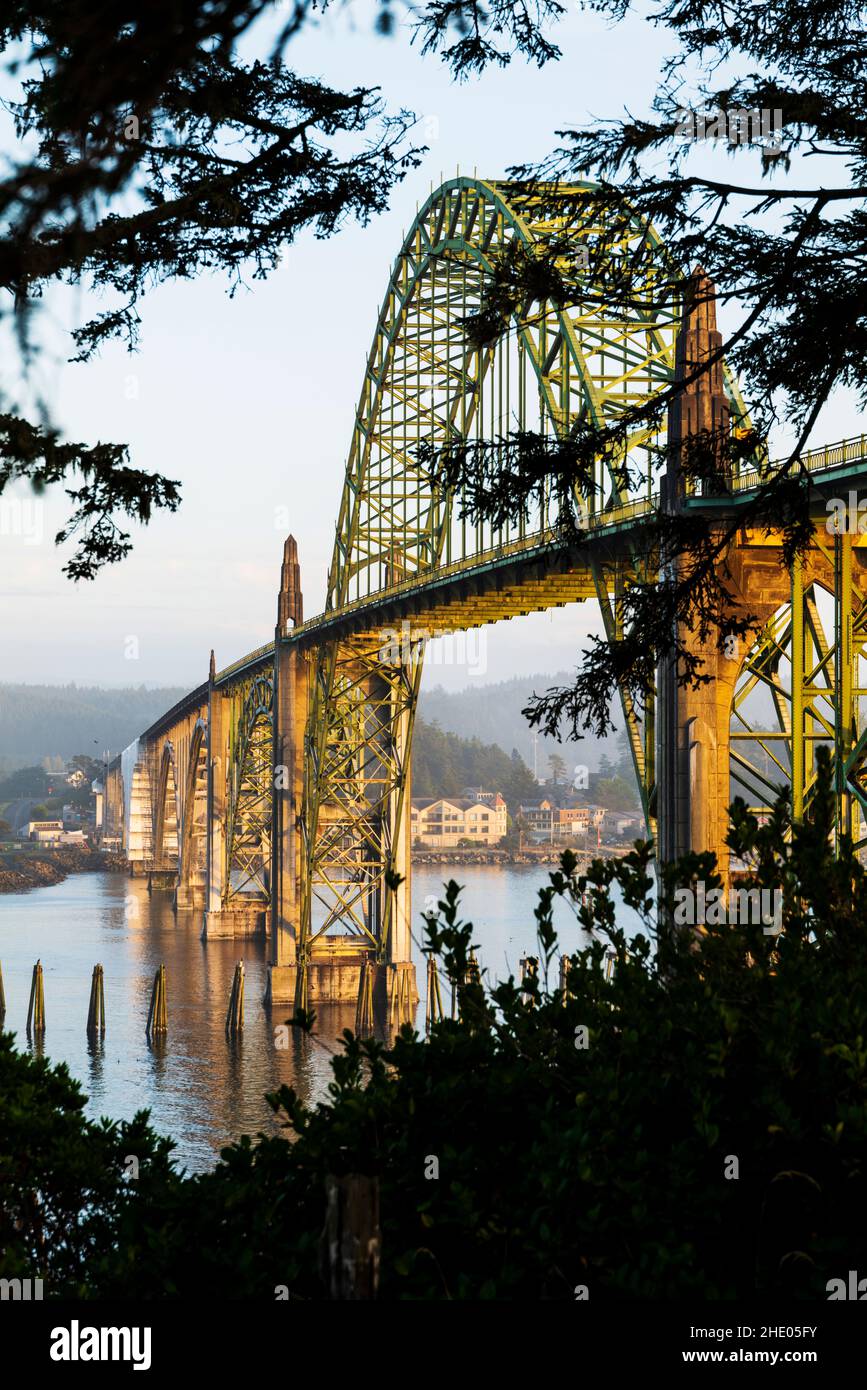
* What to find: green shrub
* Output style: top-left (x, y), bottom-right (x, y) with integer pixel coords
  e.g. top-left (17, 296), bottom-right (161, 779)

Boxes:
top-left (3, 747), bottom-right (866, 1299)
top-left (0, 1038), bottom-right (176, 1296)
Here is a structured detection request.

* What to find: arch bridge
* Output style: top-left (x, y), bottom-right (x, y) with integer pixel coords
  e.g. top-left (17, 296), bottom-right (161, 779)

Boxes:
top-left (104, 178), bottom-right (867, 1008)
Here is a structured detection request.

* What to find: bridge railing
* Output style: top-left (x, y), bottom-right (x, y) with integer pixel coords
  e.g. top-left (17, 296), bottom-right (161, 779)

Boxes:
top-left (214, 641), bottom-right (276, 686)
top-left (140, 681), bottom-right (209, 741)
top-left (734, 433), bottom-right (867, 493)
top-left (298, 493), bottom-right (658, 639)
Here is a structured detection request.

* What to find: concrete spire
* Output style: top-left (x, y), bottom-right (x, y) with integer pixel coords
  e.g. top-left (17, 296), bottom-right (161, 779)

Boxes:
top-left (209, 649), bottom-right (216, 683)
top-left (666, 265), bottom-right (731, 503)
top-left (277, 534), bottom-right (303, 633)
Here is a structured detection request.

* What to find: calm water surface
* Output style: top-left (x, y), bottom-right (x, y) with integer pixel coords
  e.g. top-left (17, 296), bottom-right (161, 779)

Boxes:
top-left (0, 866), bottom-right (646, 1171)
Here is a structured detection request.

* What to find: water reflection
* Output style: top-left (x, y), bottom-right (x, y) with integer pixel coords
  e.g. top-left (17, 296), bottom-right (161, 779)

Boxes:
top-left (0, 863), bottom-right (642, 1171)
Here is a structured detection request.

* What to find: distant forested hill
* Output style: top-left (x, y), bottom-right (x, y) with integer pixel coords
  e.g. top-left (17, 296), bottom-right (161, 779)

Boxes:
top-left (412, 719), bottom-right (538, 805)
top-left (0, 677), bottom-right (627, 800)
top-left (0, 685), bottom-right (187, 770)
top-left (419, 674), bottom-right (625, 778)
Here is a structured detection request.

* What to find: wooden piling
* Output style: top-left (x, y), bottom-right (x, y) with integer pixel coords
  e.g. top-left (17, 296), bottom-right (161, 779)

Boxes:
top-left (559, 955), bottom-right (572, 999)
top-left (146, 963), bottom-right (167, 1038)
top-left (519, 955), bottom-right (538, 1005)
top-left (225, 960), bottom-right (245, 1036)
top-left (27, 959), bottom-right (45, 1033)
top-left (387, 965), bottom-right (413, 1028)
top-left (86, 964), bottom-right (106, 1034)
top-left (455, 950), bottom-right (482, 1022)
top-left (425, 955), bottom-right (444, 1035)
top-left (294, 956), bottom-right (309, 1015)
top-left (355, 958), bottom-right (375, 1036)
top-left (0, 959), bottom-right (5, 1019)
top-left (321, 1174), bottom-right (380, 1300)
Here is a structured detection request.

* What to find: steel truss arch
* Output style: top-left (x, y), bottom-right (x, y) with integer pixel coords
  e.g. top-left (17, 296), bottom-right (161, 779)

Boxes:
top-left (731, 530), bottom-right (867, 851)
top-left (224, 671), bottom-right (274, 907)
top-left (300, 178), bottom-right (750, 977)
top-left (178, 718), bottom-right (208, 895)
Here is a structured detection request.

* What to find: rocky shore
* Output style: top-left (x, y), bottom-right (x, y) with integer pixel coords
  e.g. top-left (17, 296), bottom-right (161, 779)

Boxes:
top-left (0, 844), bottom-right (106, 894)
top-left (412, 845), bottom-right (625, 867)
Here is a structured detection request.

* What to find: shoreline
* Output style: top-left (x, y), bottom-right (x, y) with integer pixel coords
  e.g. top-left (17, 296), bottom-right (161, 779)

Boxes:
top-left (0, 844), bottom-right (632, 894)
top-left (0, 844), bottom-right (106, 894)
top-left (412, 845), bottom-right (628, 867)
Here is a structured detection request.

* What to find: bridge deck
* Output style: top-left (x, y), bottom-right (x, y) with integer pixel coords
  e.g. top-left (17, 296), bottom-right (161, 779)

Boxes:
top-left (165, 434), bottom-right (867, 705)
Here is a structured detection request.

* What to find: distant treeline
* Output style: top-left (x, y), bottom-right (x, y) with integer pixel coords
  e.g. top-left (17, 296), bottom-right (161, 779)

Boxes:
top-left (0, 684), bottom-right (187, 768)
top-left (421, 673), bottom-right (625, 778)
top-left (0, 680), bottom-right (634, 809)
top-left (412, 719), bottom-right (538, 805)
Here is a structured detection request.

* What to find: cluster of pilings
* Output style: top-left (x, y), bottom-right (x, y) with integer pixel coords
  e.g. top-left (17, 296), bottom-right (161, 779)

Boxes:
top-left (146, 964), bottom-right (168, 1039)
top-left (1, 947), bottom-right (565, 1049)
top-left (4, 959), bottom-right (107, 1037)
top-left (350, 957), bottom-right (420, 1037)
top-left (0, 957), bottom-right (249, 1045)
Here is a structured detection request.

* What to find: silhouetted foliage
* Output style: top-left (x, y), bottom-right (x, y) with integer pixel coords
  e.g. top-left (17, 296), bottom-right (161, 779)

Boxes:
top-left (3, 749), bottom-right (866, 1298)
top-left (418, 0), bottom-right (867, 740)
top-left (0, 2), bottom-right (423, 576)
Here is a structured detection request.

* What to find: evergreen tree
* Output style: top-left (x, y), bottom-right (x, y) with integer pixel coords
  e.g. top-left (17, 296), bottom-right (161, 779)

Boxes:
top-left (418, 0), bottom-right (867, 744)
top-left (0, 3), bottom-right (424, 577)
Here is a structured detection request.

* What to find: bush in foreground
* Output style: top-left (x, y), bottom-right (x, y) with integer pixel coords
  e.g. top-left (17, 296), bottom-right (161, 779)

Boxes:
top-left (2, 749), bottom-right (866, 1299)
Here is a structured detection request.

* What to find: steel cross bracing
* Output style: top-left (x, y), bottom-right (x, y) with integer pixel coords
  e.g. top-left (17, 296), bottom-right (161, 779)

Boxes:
top-left (732, 527), bottom-right (867, 851)
top-left (224, 672), bottom-right (274, 907)
top-left (174, 179), bottom-right (867, 965)
top-left (301, 638), bottom-right (421, 959)
top-left (298, 176), bottom-right (753, 965)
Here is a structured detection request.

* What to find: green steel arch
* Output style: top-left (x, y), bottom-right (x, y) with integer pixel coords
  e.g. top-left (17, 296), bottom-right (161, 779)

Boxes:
top-left (224, 671), bottom-right (274, 907)
top-left (325, 176), bottom-right (751, 610)
top-left (299, 178), bottom-right (748, 980)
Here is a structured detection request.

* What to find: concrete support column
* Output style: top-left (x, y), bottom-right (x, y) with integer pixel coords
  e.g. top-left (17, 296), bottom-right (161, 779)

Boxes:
top-left (385, 695), bottom-right (418, 1010)
top-left (267, 536), bottom-right (305, 1003)
top-left (381, 669), bottom-right (419, 1009)
top-left (104, 762), bottom-right (124, 849)
top-left (202, 654), bottom-right (242, 938)
top-left (175, 719), bottom-right (209, 912)
top-left (658, 263), bottom-right (736, 875)
top-left (658, 632), bottom-right (739, 875)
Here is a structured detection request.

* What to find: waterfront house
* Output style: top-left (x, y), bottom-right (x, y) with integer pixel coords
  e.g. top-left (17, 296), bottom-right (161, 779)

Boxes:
top-left (517, 799), bottom-right (555, 841)
top-left (411, 794), bottom-right (508, 847)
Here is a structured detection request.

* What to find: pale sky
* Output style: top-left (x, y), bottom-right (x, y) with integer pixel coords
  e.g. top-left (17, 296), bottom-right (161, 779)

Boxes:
top-left (0, 4), bottom-right (861, 695)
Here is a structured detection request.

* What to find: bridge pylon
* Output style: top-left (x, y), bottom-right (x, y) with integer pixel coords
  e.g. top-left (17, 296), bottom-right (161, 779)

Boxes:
top-left (656, 267), bottom-right (738, 870)
top-left (267, 536), bottom-right (306, 1001)
top-left (267, 536), bottom-right (419, 1008)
